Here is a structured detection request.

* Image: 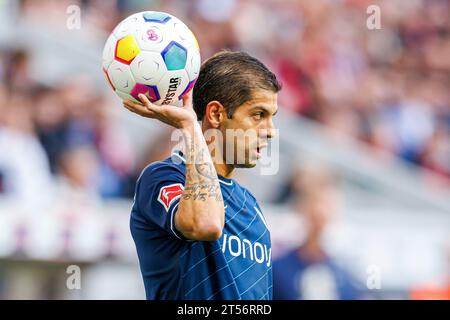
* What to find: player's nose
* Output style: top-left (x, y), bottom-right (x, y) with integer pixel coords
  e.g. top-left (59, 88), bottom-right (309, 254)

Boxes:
top-left (260, 118), bottom-right (276, 140)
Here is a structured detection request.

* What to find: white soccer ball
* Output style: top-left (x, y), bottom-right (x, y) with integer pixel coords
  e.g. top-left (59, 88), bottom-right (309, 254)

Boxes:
top-left (102, 11), bottom-right (201, 106)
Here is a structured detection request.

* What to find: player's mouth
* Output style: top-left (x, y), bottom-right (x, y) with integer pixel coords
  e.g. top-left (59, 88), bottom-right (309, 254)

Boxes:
top-left (255, 144), bottom-right (268, 159)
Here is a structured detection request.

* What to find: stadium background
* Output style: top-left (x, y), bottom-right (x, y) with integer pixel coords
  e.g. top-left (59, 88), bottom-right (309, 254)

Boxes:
top-left (0, 0), bottom-right (449, 299)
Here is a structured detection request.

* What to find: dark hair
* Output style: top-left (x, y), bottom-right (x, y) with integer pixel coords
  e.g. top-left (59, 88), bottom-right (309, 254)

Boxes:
top-left (193, 51), bottom-right (281, 121)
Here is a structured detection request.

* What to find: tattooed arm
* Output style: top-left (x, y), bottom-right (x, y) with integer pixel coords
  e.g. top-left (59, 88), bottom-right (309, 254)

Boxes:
top-left (123, 93), bottom-right (225, 241)
top-left (174, 121), bottom-right (225, 240)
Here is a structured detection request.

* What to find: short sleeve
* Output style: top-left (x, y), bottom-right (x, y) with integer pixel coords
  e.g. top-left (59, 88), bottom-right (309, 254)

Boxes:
top-left (135, 163), bottom-right (188, 240)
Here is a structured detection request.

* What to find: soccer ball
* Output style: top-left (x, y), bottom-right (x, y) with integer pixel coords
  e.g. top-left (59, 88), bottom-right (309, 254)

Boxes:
top-left (102, 11), bottom-right (201, 106)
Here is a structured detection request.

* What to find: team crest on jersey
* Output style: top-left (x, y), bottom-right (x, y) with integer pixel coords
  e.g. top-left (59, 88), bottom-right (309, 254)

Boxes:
top-left (158, 183), bottom-right (184, 211)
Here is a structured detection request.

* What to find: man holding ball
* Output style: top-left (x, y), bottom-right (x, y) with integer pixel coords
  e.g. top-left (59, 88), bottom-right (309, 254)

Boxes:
top-left (125, 51), bottom-right (281, 300)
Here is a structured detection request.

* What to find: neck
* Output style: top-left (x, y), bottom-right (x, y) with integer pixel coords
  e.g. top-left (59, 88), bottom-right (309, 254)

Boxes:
top-left (299, 235), bottom-right (326, 262)
top-left (201, 121), bottom-right (235, 179)
top-left (214, 161), bottom-right (234, 179)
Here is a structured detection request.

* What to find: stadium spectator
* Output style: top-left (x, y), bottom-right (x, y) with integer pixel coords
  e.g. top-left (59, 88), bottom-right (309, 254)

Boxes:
top-left (0, 90), bottom-right (54, 209)
top-left (54, 143), bottom-right (102, 209)
top-left (273, 166), bottom-right (360, 300)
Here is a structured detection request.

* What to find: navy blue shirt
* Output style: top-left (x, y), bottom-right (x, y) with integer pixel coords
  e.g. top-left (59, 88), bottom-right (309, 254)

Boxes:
top-left (273, 247), bottom-right (359, 300)
top-left (130, 151), bottom-right (272, 300)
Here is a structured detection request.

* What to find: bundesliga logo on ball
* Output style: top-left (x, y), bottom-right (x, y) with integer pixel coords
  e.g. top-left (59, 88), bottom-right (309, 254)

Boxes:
top-left (102, 11), bottom-right (201, 106)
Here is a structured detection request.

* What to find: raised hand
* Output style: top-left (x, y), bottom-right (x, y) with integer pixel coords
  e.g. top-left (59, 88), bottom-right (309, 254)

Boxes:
top-left (123, 92), bottom-right (197, 129)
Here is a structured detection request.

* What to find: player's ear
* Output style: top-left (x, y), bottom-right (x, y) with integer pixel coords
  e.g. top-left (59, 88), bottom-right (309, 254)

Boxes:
top-left (205, 101), bottom-right (227, 128)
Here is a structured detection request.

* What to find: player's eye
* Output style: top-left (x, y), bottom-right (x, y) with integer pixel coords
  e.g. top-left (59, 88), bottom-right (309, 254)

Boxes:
top-left (253, 112), bottom-right (264, 120)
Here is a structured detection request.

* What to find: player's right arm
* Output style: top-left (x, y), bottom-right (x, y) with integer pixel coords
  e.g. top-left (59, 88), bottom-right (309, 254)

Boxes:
top-left (124, 93), bottom-right (225, 241)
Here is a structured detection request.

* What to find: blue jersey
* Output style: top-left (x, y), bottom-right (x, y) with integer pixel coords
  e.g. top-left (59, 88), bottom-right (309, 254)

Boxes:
top-left (130, 151), bottom-right (272, 300)
top-left (273, 248), bottom-right (359, 300)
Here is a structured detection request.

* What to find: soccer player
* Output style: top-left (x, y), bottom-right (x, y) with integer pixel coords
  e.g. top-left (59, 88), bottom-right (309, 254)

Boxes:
top-left (124, 51), bottom-right (281, 300)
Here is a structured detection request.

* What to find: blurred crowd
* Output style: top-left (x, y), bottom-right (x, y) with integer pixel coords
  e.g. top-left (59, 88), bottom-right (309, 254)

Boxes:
top-left (1, 0), bottom-right (447, 208)
top-left (1, 0), bottom-right (450, 197)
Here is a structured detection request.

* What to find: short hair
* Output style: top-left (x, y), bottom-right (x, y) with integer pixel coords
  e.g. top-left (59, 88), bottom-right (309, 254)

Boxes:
top-left (193, 51), bottom-right (281, 121)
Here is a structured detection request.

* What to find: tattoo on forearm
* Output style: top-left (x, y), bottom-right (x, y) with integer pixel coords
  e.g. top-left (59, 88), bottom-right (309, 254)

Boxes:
top-left (182, 129), bottom-right (222, 202)
top-left (194, 149), bottom-right (217, 181)
top-left (183, 183), bottom-right (222, 202)
top-left (195, 162), bottom-right (217, 181)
